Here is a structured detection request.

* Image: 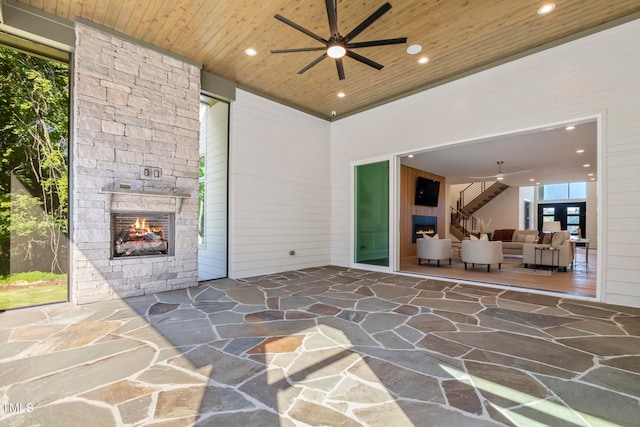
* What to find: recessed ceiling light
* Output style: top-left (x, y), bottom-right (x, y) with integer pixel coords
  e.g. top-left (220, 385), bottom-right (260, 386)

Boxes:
top-left (536, 182), bottom-right (541, 185)
top-left (406, 44), bottom-right (422, 55)
top-left (244, 48), bottom-right (257, 56)
top-left (566, 125), bottom-right (575, 130)
top-left (529, 178), bottom-right (535, 182)
top-left (408, 154), bottom-right (414, 158)
top-left (576, 149), bottom-right (584, 153)
top-left (590, 178), bottom-right (596, 181)
top-left (588, 173), bottom-right (594, 176)
top-left (418, 56), bottom-right (430, 64)
top-left (583, 164), bottom-right (590, 167)
top-left (538, 3), bottom-right (556, 15)
top-left (337, 92), bottom-right (346, 98)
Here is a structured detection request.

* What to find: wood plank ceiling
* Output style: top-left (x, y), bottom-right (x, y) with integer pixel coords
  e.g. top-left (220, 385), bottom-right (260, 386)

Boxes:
top-left (15, 0), bottom-right (640, 119)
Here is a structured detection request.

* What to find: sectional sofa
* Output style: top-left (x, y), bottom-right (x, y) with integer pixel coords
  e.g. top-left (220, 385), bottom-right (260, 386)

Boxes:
top-left (491, 229), bottom-right (539, 256)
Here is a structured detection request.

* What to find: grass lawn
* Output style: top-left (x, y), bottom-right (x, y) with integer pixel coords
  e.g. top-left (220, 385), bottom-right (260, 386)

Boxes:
top-left (0, 272), bottom-right (68, 310)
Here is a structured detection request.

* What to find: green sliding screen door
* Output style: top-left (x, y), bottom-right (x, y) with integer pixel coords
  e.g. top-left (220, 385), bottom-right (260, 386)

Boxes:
top-left (355, 161), bottom-right (389, 266)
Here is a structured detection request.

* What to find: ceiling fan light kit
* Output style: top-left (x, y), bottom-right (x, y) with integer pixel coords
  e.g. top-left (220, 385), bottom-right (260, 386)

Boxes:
top-left (271, 0), bottom-right (407, 80)
top-left (327, 42), bottom-right (346, 59)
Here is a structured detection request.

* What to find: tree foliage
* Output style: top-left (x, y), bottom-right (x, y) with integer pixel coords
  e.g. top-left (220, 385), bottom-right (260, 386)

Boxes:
top-left (0, 46), bottom-right (69, 274)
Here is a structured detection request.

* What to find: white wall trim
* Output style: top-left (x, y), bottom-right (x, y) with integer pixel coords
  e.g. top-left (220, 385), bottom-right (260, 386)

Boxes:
top-left (350, 155), bottom-right (395, 273)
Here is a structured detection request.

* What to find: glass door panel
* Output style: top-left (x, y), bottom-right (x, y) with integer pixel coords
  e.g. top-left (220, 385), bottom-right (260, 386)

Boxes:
top-left (355, 161), bottom-right (389, 266)
top-left (0, 46), bottom-right (69, 310)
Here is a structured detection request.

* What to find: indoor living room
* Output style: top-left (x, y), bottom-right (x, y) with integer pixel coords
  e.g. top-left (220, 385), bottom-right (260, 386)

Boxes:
top-left (400, 245), bottom-right (596, 297)
top-left (398, 120), bottom-right (597, 298)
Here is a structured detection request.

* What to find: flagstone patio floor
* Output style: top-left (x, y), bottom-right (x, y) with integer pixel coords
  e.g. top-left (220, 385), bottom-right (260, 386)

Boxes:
top-left (1, 266), bottom-right (639, 426)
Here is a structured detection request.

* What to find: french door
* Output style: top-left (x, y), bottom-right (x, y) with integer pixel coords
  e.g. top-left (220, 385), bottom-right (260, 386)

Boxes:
top-left (538, 202), bottom-right (587, 237)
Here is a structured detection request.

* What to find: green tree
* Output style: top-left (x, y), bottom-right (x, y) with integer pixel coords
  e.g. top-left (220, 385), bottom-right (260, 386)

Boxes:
top-left (0, 46), bottom-right (69, 274)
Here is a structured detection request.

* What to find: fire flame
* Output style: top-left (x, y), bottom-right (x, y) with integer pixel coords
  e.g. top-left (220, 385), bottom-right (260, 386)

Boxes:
top-left (134, 217), bottom-right (149, 231)
top-left (129, 217), bottom-right (163, 237)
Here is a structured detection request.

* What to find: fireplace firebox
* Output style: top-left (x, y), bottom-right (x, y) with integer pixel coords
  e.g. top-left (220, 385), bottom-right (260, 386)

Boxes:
top-left (111, 212), bottom-right (175, 258)
top-left (412, 215), bottom-right (437, 242)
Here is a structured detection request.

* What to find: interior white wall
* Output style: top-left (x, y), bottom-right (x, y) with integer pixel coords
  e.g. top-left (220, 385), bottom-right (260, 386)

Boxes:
top-left (331, 19), bottom-right (640, 307)
top-left (198, 101), bottom-right (228, 281)
top-left (229, 90), bottom-right (331, 278)
top-left (474, 187), bottom-right (520, 232)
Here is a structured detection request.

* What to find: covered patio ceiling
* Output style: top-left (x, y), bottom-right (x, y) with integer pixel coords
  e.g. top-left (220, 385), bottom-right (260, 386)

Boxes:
top-left (8, 0), bottom-right (640, 119)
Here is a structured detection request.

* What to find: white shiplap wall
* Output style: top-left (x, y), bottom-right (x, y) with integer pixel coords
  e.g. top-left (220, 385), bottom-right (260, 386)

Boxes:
top-left (331, 19), bottom-right (640, 307)
top-left (198, 100), bottom-right (229, 281)
top-left (229, 90), bottom-right (331, 278)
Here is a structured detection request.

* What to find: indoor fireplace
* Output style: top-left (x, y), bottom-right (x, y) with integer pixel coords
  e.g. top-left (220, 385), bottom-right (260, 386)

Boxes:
top-left (412, 215), bottom-right (437, 242)
top-left (111, 212), bottom-right (175, 258)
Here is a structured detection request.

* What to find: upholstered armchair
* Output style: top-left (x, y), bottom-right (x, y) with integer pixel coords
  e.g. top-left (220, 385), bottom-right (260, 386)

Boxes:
top-left (461, 240), bottom-right (504, 272)
top-left (417, 238), bottom-right (453, 267)
top-left (523, 230), bottom-right (574, 271)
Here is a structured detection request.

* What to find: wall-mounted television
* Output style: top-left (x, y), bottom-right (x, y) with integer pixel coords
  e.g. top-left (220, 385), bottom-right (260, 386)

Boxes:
top-left (415, 177), bottom-right (440, 207)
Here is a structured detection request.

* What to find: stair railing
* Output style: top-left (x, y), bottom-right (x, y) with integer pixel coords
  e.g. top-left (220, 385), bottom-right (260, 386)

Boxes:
top-left (459, 181), bottom-right (496, 210)
top-left (450, 206), bottom-right (480, 237)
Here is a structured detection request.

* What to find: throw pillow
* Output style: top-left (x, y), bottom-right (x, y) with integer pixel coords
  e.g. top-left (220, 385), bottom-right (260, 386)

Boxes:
top-left (431, 233), bottom-right (439, 239)
top-left (469, 235), bottom-right (479, 241)
top-left (422, 233), bottom-right (430, 239)
top-left (516, 233), bottom-right (527, 243)
top-left (491, 229), bottom-right (515, 242)
top-left (525, 234), bottom-right (538, 243)
top-left (538, 232), bottom-right (553, 245)
top-left (480, 233), bottom-right (489, 241)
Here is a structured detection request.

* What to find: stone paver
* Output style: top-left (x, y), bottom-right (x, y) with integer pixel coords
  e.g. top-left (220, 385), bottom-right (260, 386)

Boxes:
top-left (1, 265), bottom-right (639, 426)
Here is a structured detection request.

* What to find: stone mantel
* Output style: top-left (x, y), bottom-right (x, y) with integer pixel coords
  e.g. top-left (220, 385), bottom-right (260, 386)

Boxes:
top-left (100, 187), bottom-right (191, 213)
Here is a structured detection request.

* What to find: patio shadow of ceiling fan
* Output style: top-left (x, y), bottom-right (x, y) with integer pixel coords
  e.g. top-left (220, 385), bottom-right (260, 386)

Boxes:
top-left (469, 161), bottom-right (532, 181)
top-left (270, 0), bottom-right (407, 80)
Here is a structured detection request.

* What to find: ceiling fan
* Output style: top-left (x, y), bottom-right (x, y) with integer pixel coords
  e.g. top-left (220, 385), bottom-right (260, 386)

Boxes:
top-left (469, 161), bottom-right (532, 181)
top-left (271, 0), bottom-right (407, 80)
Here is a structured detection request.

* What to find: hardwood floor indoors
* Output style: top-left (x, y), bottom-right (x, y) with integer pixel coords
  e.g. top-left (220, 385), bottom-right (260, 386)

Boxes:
top-left (400, 246), bottom-right (596, 298)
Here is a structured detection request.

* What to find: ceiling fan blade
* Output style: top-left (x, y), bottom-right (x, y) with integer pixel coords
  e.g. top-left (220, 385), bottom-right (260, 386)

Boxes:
top-left (346, 50), bottom-right (383, 70)
top-left (325, 0), bottom-right (339, 36)
top-left (468, 170), bottom-right (532, 179)
top-left (468, 175), bottom-right (501, 180)
top-left (297, 53), bottom-right (328, 74)
top-left (347, 37), bottom-right (407, 49)
top-left (336, 58), bottom-right (345, 80)
top-left (275, 14), bottom-right (328, 45)
top-left (502, 169), bottom-right (532, 176)
top-left (271, 47), bottom-right (327, 53)
top-left (344, 2), bottom-right (392, 43)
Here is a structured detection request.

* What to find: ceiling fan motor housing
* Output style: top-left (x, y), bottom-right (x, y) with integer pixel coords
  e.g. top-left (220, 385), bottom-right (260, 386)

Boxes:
top-left (271, 1), bottom-right (407, 80)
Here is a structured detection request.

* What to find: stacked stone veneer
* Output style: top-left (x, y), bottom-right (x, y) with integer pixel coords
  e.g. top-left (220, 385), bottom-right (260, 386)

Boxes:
top-left (72, 24), bottom-right (200, 304)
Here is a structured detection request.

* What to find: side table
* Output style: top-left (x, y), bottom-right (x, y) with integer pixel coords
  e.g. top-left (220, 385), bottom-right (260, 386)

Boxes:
top-left (570, 238), bottom-right (590, 269)
top-left (535, 246), bottom-right (559, 271)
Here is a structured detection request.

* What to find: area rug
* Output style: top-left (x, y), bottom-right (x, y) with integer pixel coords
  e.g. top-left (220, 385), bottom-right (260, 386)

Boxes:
top-left (504, 265), bottom-right (553, 276)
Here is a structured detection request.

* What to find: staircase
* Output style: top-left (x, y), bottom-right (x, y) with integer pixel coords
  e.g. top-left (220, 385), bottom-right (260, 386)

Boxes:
top-left (450, 181), bottom-right (509, 239)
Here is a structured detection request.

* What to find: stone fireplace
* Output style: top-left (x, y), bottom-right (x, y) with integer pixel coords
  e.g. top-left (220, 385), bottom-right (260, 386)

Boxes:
top-left (111, 212), bottom-right (175, 258)
top-left (71, 23), bottom-right (200, 304)
top-left (412, 215), bottom-right (438, 242)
